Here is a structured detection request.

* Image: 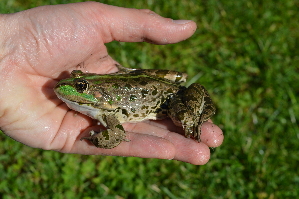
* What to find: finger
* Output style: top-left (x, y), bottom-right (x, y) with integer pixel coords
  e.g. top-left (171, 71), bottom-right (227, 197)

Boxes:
top-left (73, 130), bottom-right (209, 165)
top-left (122, 131), bottom-right (211, 165)
top-left (137, 120), bottom-right (224, 148)
top-left (126, 122), bottom-right (215, 165)
top-left (145, 118), bottom-right (185, 135)
top-left (200, 122), bottom-right (224, 147)
top-left (164, 132), bottom-right (211, 165)
top-left (125, 127), bottom-right (211, 165)
top-left (76, 2), bottom-right (197, 44)
top-left (123, 122), bottom-right (172, 138)
top-left (74, 131), bottom-right (177, 160)
top-left (92, 122), bottom-right (215, 165)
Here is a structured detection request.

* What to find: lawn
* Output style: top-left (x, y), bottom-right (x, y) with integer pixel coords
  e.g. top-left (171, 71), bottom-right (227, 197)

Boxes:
top-left (1, 0), bottom-right (299, 198)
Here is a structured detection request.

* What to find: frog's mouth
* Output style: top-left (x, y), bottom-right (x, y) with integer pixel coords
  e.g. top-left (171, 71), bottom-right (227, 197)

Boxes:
top-left (56, 96), bottom-right (101, 119)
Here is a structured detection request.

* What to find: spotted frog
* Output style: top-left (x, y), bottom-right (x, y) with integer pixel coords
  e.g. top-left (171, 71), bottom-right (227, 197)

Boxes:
top-left (54, 65), bottom-right (216, 149)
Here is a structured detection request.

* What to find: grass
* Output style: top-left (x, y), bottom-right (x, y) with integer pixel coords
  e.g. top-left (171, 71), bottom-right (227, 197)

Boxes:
top-left (1, 0), bottom-right (299, 198)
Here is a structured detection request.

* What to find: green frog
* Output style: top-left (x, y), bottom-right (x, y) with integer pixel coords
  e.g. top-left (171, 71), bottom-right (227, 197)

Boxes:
top-left (54, 65), bottom-right (216, 149)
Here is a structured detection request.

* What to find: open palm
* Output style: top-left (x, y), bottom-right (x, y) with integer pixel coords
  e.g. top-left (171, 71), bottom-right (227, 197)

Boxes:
top-left (0, 2), bottom-right (223, 165)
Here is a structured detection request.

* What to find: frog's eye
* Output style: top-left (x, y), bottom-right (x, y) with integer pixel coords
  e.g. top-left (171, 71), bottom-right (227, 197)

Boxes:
top-left (75, 79), bottom-right (89, 93)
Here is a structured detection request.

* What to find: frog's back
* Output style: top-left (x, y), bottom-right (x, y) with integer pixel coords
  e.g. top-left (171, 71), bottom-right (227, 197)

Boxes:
top-left (88, 74), bottom-right (180, 122)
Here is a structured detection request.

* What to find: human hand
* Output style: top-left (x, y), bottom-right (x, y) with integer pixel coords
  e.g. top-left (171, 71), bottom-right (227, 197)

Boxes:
top-left (0, 2), bottom-right (223, 165)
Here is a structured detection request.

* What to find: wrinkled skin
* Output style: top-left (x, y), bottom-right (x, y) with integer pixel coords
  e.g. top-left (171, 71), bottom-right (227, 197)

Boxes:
top-left (0, 2), bottom-right (223, 165)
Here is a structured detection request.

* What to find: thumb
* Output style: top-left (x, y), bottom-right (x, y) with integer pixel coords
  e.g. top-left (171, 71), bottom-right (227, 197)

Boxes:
top-left (76, 2), bottom-right (197, 44)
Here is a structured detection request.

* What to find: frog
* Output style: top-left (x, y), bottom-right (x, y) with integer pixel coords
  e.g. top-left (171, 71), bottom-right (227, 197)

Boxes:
top-left (54, 64), bottom-right (216, 149)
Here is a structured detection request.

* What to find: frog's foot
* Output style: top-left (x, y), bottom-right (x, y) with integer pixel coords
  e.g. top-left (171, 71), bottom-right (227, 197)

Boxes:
top-left (81, 114), bottom-right (129, 148)
top-left (80, 129), bottom-right (129, 149)
top-left (184, 123), bottom-right (202, 142)
top-left (167, 98), bottom-right (202, 142)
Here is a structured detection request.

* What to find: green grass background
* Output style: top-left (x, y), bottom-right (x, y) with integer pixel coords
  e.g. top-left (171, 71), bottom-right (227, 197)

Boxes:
top-left (1, 0), bottom-right (299, 198)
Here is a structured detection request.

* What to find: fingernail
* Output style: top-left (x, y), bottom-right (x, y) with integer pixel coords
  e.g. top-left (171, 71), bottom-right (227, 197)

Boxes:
top-left (173, 20), bottom-right (192, 24)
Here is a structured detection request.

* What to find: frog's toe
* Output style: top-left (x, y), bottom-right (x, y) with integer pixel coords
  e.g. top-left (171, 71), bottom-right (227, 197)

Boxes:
top-left (184, 125), bottom-right (201, 142)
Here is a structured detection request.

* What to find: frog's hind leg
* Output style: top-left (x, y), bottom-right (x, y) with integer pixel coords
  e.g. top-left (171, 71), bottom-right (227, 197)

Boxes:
top-left (187, 83), bottom-right (216, 122)
top-left (167, 88), bottom-right (200, 141)
top-left (182, 83), bottom-right (216, 141)
top-left (167, 83), bottom-right (215, 142)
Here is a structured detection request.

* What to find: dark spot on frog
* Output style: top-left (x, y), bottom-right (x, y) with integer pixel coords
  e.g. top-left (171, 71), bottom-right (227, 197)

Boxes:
top-left (115, 124), bottom-right (124, 131)
top-left (141, 89), bottom-right (149, 97)
top-left (141, 105), bottom-right (149, 110)
top-left (112, 84), bottom-right (120, 89)
top-left (101, 131), bottom-right (110, 140)
top-left (139, 81), bottom-right (148, 86)
top-left (129, 95), bottom-right (137, 101)
top-left (108, 99), bottom-right (114, 105)
top-left (152, 89), bottom-right (158, 96)
top-left (124, 84), bottom-right (132, 90)
top-left (121, 109), bottom-right (129, 116)
top-left (120, 78), bottom-right (128, 82)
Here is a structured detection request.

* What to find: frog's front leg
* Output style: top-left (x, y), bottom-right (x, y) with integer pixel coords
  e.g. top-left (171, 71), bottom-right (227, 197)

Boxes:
top-left (80, 114), bottom-right (128, 149)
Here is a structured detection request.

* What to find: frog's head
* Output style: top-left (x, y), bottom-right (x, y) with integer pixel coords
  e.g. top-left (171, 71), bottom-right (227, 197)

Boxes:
top-left (54, 77), bottom-right (98, 104)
